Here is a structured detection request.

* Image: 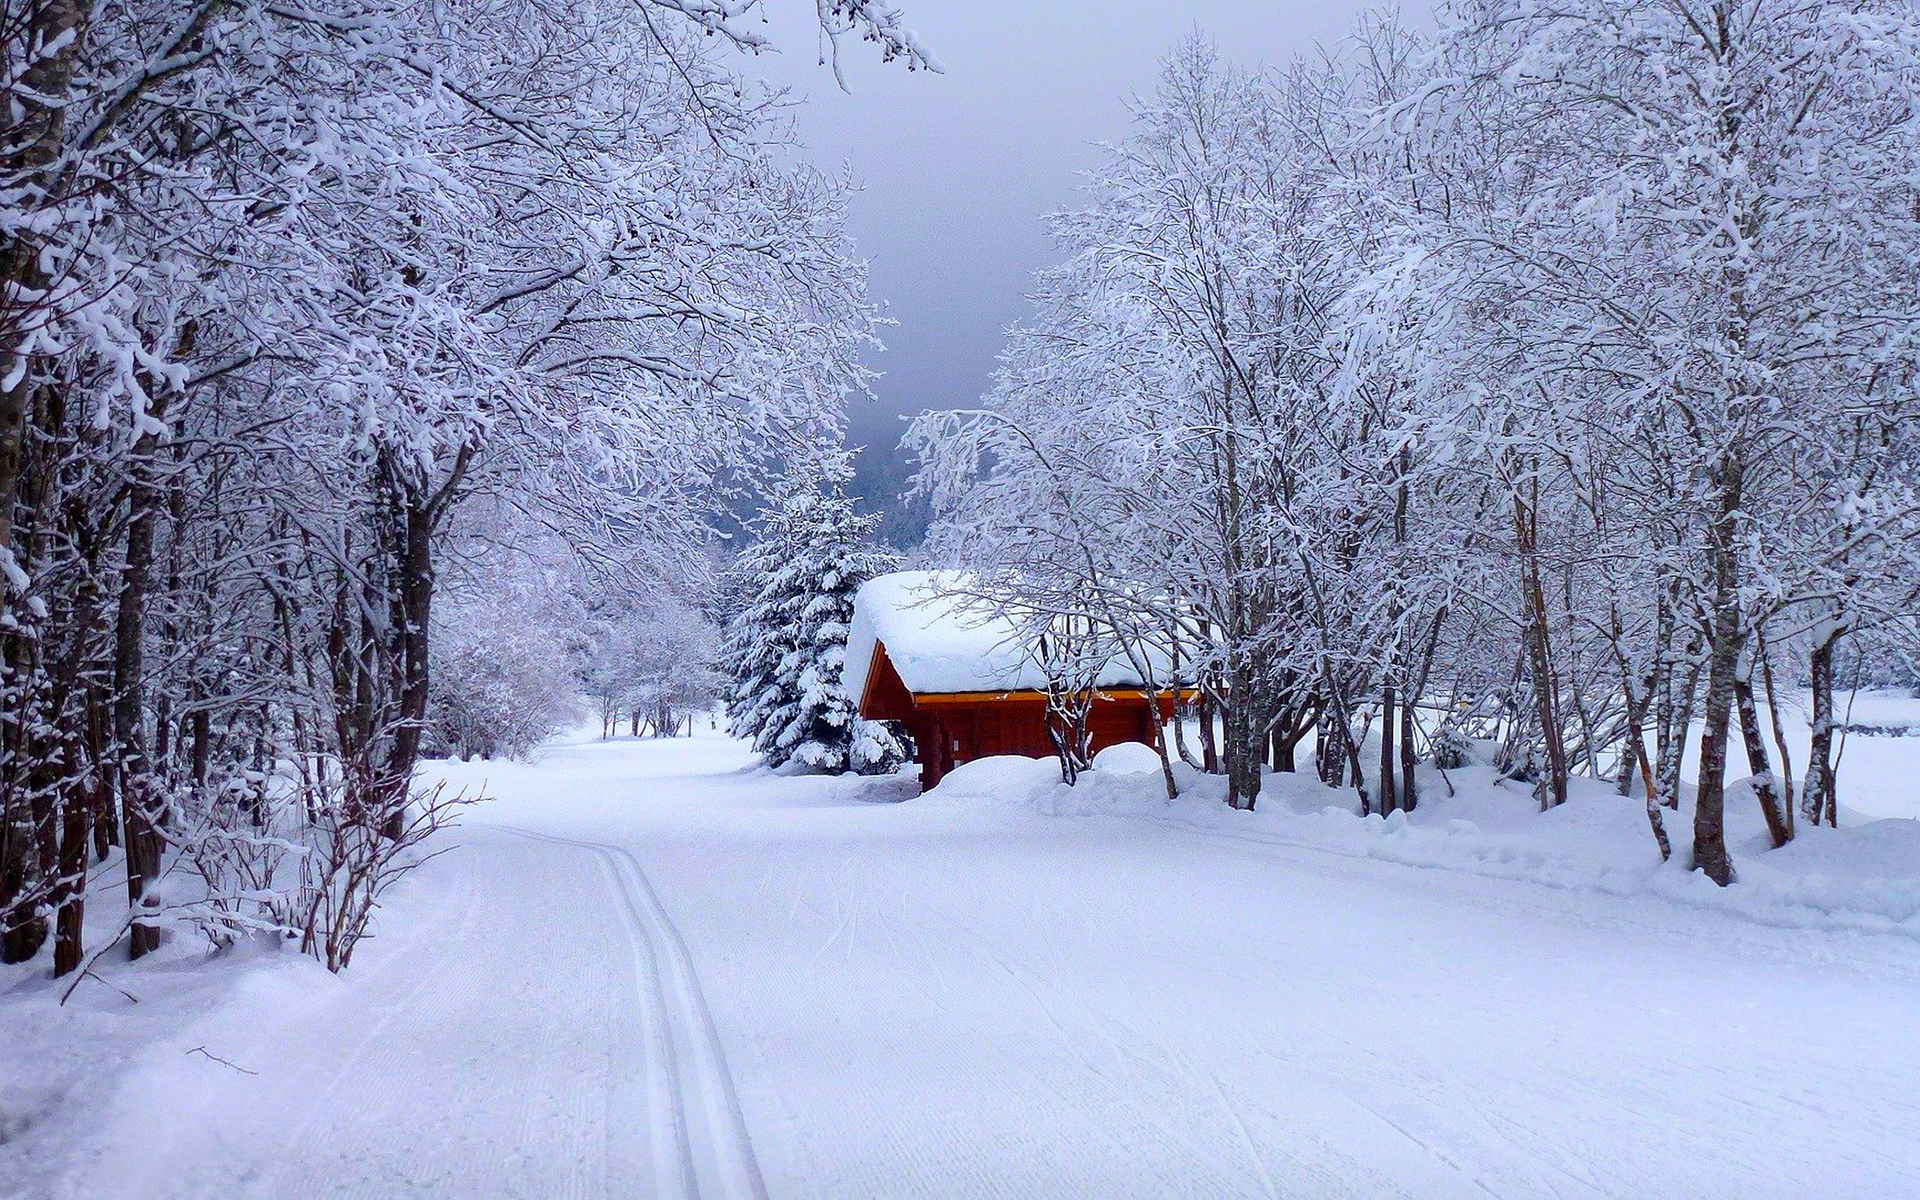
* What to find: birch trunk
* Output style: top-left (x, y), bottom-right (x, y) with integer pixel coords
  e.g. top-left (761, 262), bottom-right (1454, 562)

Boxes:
top-left (1691, 456), bottom-right (1743, 887)
top-left (1803, 631), bottom-right (1840, 829)
top-left (1733, 671), bottom-right (1790, 848)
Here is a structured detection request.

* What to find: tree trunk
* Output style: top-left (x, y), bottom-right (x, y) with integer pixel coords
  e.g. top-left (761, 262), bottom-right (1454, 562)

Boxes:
top-left (1044, 684), bottom-right (1093, 787)
top-left (1, 637), bottom-right (47, 961)
top-left (1652, 582), bottom-right (1698, 815)
top-left (1197, 695), bottom-right (1219, 774)
top-left (1148, 701), bottom-right (1179, 801)
top-left (1651, 583), bottom-right (1678, 809)
top-left (1318, 674), bottom-right (1371, 813)
top-left (1756, 642), bottom-right (1795, 843)
top-left (1222, 697), bottom-right (1260, 811)
top-left (0, 389), bottom-right (53, 962)
top-left (0, 0), bottom-right (88, 560)
top-left (1733, 671), bottom-right (1790, 848)
top-left (51, 771), bottom-right (92, 977)
top-left (1691, 458), bottom-right (1743, 887)
top-left (116, 428), bottom-right (167, 959)
top-left (1399, 690), bottom-right (1418, 813)
top-left (49, 554), bottom-right (102, 976)
top-left (1273, 704), bottom-right (1313, 775)
top-left (0, 782), bottom-right (43, 961)
top-left (1617, 676), bottom-right (1669, 861)
top-left (1803, 630), bottom-right (1840, 829)
top-left (1316, 701), bottom-right (1346, 787)
top-left (89, 694), bottom-right (113, 858)
top-left (377, 489), bottom-right (434, 840)
top-left (1693, 643), bottom-right (1738, 886)
top-left (1514, 480), bottom-right (1568, 810)
top-left (1520, 588), bottom-right (1567, 809)
top-left (1618, 678), bottom-right (1655, 799)
top-left (1171, 700), bottom-right (1200, 769)
top-left (1377, 684), bottom-right (1398, 815)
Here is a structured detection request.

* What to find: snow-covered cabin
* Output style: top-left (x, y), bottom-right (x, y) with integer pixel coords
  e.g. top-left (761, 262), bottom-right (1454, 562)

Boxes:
top-left (845, 572), bottom-right (1182, 790)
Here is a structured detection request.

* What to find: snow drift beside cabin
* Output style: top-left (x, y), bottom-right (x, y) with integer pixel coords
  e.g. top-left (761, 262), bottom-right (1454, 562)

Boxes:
top-left (843, 571), bottom-right (1167, 703)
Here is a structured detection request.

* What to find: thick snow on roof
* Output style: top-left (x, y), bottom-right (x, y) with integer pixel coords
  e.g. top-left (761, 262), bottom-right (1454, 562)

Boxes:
top-left (843, 571), bottom-right (1158, 701)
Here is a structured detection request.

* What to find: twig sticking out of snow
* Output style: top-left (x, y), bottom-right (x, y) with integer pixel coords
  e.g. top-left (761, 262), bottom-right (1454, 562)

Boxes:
top-left (185, 1046), bottom-right (258, 1075)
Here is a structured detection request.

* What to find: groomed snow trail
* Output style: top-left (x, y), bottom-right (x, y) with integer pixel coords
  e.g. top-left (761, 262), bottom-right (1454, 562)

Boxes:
top-left (489, 824), bottom-right (767, 1200)
top-left (47, 739), bottom-right (772, 1200)
top-left (43, 727), bottom-right (1920, 1198)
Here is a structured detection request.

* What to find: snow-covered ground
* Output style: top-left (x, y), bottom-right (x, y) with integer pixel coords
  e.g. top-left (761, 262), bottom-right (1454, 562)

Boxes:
top-left (7, 721), bottom-right (1920, 1198)
top-left (1684, 687), bottom-right (1920, 822)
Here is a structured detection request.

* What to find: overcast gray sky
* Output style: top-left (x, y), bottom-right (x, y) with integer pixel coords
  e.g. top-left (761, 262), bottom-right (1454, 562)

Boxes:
top-left (741, 1), bottom-right (1422, 461)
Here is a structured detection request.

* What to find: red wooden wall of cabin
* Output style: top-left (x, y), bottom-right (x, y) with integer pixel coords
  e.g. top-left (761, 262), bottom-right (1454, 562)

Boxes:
top-left (909, 697), bottom-right (1165, 791)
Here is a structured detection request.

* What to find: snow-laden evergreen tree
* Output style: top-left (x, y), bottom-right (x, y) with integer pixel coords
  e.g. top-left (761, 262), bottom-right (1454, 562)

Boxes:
top-left (725, 488), bottom-right (908, 774)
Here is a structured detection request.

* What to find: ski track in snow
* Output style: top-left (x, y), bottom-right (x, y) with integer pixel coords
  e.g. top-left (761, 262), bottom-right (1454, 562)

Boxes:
top-left (20, 726), bottom-right (1920, 1198)
top-left (488, 823), bottom-right (768, 1200)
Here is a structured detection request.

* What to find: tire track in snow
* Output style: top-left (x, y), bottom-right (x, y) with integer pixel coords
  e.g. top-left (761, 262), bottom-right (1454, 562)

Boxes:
top-left (492, 824), bottom-right (768, 1200)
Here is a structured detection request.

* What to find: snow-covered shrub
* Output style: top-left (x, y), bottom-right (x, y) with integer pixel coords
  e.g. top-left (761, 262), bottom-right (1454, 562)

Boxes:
top-left (1430, 722), bottom-right (1474, 770)
top-left (428, 592), bottom-right (578, 760)
top-left (293, 780), bottom-right (471, 972)
top-left (1497, 742), bottom-right (1538, 784)
top-left (144, 763), bottom-right (470, 974)
top-left (724, 486), bottom-right (909, 774)
top-left (161, 777), bottom-right (296, 953)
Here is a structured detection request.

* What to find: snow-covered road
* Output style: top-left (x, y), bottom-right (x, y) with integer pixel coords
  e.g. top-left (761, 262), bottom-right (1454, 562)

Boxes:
top-left (43, 729), bottom-right (1920, 1198)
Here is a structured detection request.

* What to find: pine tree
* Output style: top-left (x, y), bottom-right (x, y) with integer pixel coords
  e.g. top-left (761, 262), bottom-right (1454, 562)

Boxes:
top-left (723, 488), bottom-right (909, 774)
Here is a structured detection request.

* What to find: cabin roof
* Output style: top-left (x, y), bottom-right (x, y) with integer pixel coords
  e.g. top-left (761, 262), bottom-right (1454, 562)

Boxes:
top-left (843, 571), bottom-right (1161, 705)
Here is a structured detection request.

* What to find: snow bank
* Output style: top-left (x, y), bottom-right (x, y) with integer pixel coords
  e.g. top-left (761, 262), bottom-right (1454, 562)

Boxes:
top-left (842, 571), bottom-right (1163, 701)
top-left (1090, 741), bottom-right (1164, 773)
top-left (0, 871), bottom-right (335, 1199)
top-left (1315, 785), bottom-right (1920, 938)
top-left (921, 746), bottom-right (1920, 941)
top-left (923, 753), bottom-right (1213, 817)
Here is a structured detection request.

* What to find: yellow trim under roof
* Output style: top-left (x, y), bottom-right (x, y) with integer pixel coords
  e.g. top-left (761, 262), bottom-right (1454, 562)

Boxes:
top-left (912, 688), bottom-right (1197, 705)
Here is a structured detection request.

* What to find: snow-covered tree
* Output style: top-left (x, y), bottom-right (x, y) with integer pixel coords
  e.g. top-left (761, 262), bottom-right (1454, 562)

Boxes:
top-left (1386, 0), bottom-right (1920, 879)
top-left (581, 599), bottom-right (724, 740)
top-left (914, 2), bottom-right (1920, 889)
top-left (0, 0), bottom-right (932, 973)
top-left (428, 581), bottom-right (583, 761)
top-left (724, 487), bottom-right (906, 774)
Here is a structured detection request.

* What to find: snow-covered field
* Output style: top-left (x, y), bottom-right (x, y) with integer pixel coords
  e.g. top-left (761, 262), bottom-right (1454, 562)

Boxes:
top-left (7, 720), bottom-right (1920, 1198)
top-left (1687, 688), bottom-right (1920, 822)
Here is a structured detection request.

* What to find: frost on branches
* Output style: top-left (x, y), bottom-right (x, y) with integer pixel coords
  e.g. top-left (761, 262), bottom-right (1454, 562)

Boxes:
top-left (725, 489), bottom-right (908, 775)
top-left (912, 3), bottom-right (1920, 882)
top-left (0, 0), bottom-right (924, 979)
